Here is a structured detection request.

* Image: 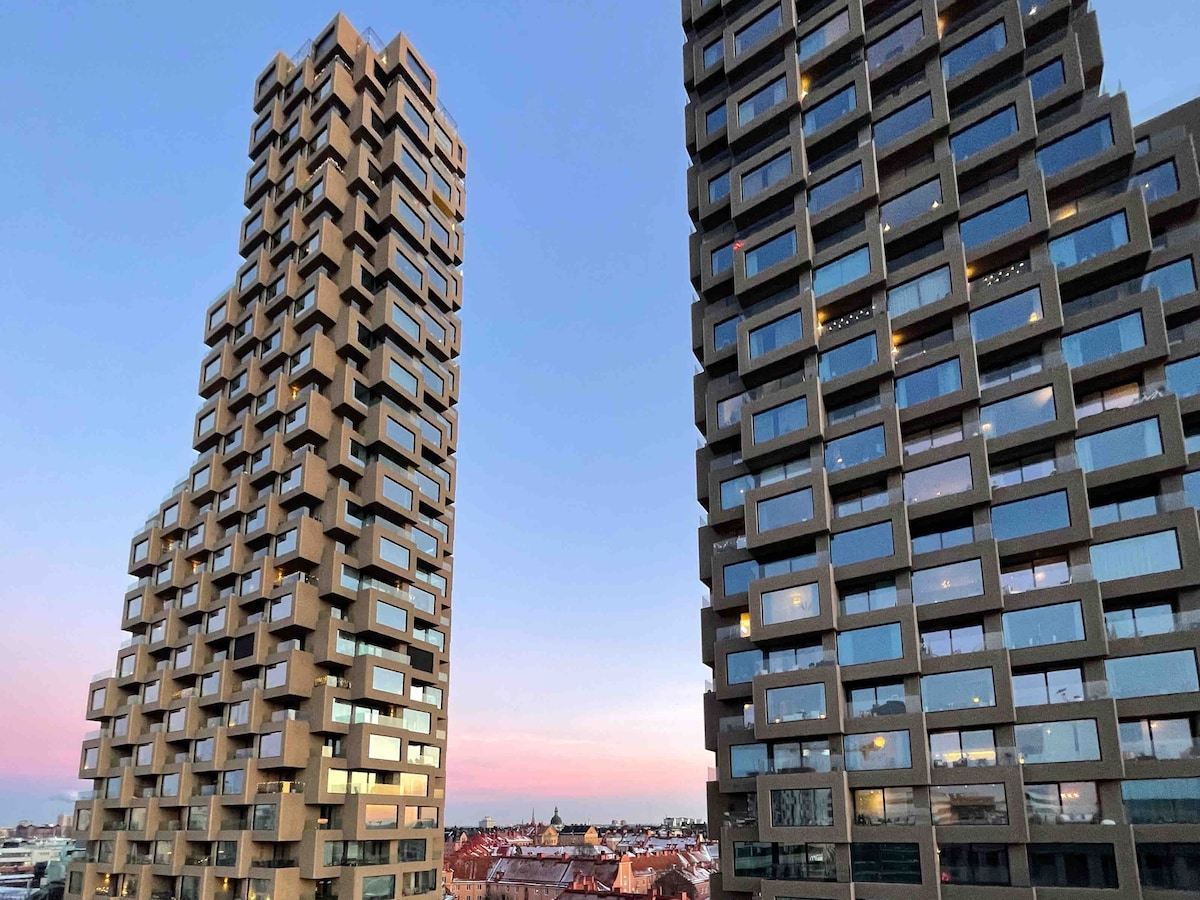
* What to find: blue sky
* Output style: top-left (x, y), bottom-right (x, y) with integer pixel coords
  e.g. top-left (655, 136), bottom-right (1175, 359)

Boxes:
top-left (0, 0), bottom-right (1197, 825)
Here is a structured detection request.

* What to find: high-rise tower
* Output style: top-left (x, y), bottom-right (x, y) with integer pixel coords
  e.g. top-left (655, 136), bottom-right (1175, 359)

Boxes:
top-left (687, 0), bottom-right (1200, 894)
top-left (69, 15), bottom-right (465, 900)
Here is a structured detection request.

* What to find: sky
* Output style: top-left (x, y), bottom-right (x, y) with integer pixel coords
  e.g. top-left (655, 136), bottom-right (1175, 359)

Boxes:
top-left (0, 0), bottom-right (1197, 828)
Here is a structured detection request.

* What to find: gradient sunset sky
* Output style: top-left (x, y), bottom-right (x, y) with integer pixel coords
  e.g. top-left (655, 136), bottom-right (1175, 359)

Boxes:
top-left (1, 0), bottom-right (1198, 827)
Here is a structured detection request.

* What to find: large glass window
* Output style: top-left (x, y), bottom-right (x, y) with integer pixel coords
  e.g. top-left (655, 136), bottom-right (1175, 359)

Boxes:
top-left (969, 287), bottom-right (1042, 341)
top-left (808, 163), bottom-right (862, 213)
top-left (895, 359), bottom-right (961, 408)
top-left (1037, 118), bottom-right (1114, 177)
top-left (1029, 844), bottom-right (1117, 889)
top-left (912, 558), bottom-right (984, 605)
top-left (1091, 530), bottom-right (1181, 582)
top-left (771, 788), bottom-right (834, 826)
top-left (851, 842), bottom-right (921, 884)
top-left (762, 583), bottom-right (820, 625)
top-left (874, 94), bottom-right (933, 148)
top-left (831, 521), bottom-right (894, 566)
top-left (991, 491), bottom-right (1070, 541)
top-left (844, 730), bottom-right (912, 770)
top-left (1107, 650), bottom-right (1198, 699)
top-left (708, 170), bottom-right (730, 202)
top-left (1122, 778), bottom-right (1200, 824)
top-left (766, 683), bottom-right (827, 723)
top-left (1137, 843), bottom-right (1200, 892)
top-left (942, 22), bottom-right (1007, 80)
top-left (867, 16), bottom-right (924, 70)
top-left (853, 786), bottom-right (917, 824)
top-left (1168, 354), bottom-right (1200, 397)
top-left (961, 194), bottom-right (1030, 249)
top-left (752, 397), bottom-right (807, 443)
top-left (757, 489), bottom-right (814, 532)
top-left (825, 426), bottom-right (885, 472)
top-left (706, 104), bottom-right (727, 134)
top-left (749, 312), bottom-right (802, 358)
top-left (1076, 418), bottom-right (1162, 472)
top-left (711, 242), bottom-right (733, 275)
top-left (881, 179), bottom-right (942, 231)
top-left (734, 5), bottom-right (781, 55)
top-left (813, 246), bottom-right (870, 296)
top-left (1025, 781), bottom-right (1099, 825)
top-left (745, 230), bottom-right (797, 277)
top-left (903, 456), bottom-right (972, 504)
top-left (838, 623), bottom-right (903, 666)
top-left (979, 386), bottom-right (1055, 438)
top-left (1003, 602), bottom-right (1084, 648)
top-left (1144, 258), bottom-right (1196, 302)
top-left (799, 10), bottom-right (850, 61)
top-left (1029, 58), bottom-right (1065, 99)
top-left (922, 668), bottom-right (996, 712)
top-left (939, 844), bottom-right (1010, 886)
top-left (887, 265), bottom-right (951, 317)
top-left (1063, 312), bottom-right (1145, 368)
top-left (742, 152), bottom-right (792, 200)
top-left (951, 106), bottom-right (1018, 161)
top-left (819, 333), bottom-right (877, 381)
top-left (930, 728), bottom-right (997, 768)
top-left (803, 85), bottom-right (856, 136)
top-left (1015, 719), bottom-right (1100, 764)
top-left (931, 784), bottom-right (1008, 825)
top-left (1050, 212), bottom-right (1129, 269)
top-left (1134, 159), bottom-right (1180, 202)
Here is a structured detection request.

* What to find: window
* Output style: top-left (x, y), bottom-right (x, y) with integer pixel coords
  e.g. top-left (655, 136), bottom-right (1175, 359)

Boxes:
top-left (711, 242), bottom-right (733, 275)
top-left (874, 94), bottom-right (934, 148)
top-left (1134, 160), bottom-right (1180, 202)
top-left (1029, 844), bottom-right (1118, 889)
top-left (368, 734), bottom-right (403, 761)
top-left (969, 287), bottom-right (1042, 341)
top-left (1169, 354), bottom-right (1200, 397)
top-left (808, 163), bottom-right (862, 213)
top-left (992, 491), bottom-right (1070, 541)
top-left (844, 731), bottom-right (912, 770)
top-left (1002, 601), bottom-right (1084, 649)
top-left (765, 683), bottom-right (826, 723)
top-left (922, 624), bottom-right (984, 658)
top-left (771, 788), bottom-right (833, 826)
top-left (799, 10), bottom-right (850, 61)
top-left (761, 583), bottom-right (819, 626)
top-left (380, 536), bottom-right (410, 569)
top-left (1029, 58), bottom-right (1065, 99)
top-left (840, 581), bottom-right (896, 615)
top-left (868, 16), bottom-right (924, 70)
top-left (939, 844), bottom-right (1010, 886)
top-left (742, 151), bottom-right (792, 200)
top-left (931, 784), bottom-right (1007, 825)
top-left (1063, 311), bottom-right (1145, 368)
top-left (881, 179), bottom-right (942, 231)
top-left (951, 106), bottom-right (1018, 161)
top-left (753, 397), bottom-right (807, 443)
top-left (1138, 843), bottom-right (1200, 892)
top-left (850, 842), bottom-right (921, 884)
top-left (1050, 212), bottom-right (1130, 269)
top-left (931, 728), bottom-right (997, 767)
top-left (922, 668), bottom-right (996, 712)
top-left (1123, 778), bottom-right (1200, 824)
top-left (961, 194), bottom-right (1030, 249)
top-left (1013, 667), bottom-right (1087, 706)
top-left (732, 841), bottom-right (836, 881)
top-left (814, 246), bottom-right (872, 296)
top-left (824, 426), bottom-right (885, 472)
top-left (848, 682), bottom-right (907, 718)
top-left (745, 230), bottom-right (797, 276)
top-left (362, 874), bottom-right (397, 900)
top-left (903, 456), bottom-right (972, 504)
top-left (1091, 529), bottom-right (1181, 583)
top-left (895, 358), bottom-right (961, 408)
top-left (979, 386), bottom-right (1055, 438)
top-left (1107, 650), bottom-right (1198, 699)
top-left (734, 6), bottom-right (782, 55)
top-left (942, 22), bottom-right (1007, 80)
top-left (887, 265), bottom-right (951, 317)
top-left (748, 312), bottom-right (802, 359)
top-left (1038, 119), bottom-right (1114, 178)
top-left (838, 623), bottom-right (902, 666)
top-left (1015, 719), bottom-right (1100, 764)
top-left (738, 76), bottom-right (788, 127)
top-left (804, 85), bottom-right (856, 136)
top-left (372, 666), bottom-right (405, 695)
top-left (706, 104), bottom-right (727, 134)
top-left (831, 521), bottom-right (893, 566)
top-left (819, 333), bottom-right (877, 381)
top-left (707, 170), bottom-right (729, 202)
top-left (258, 731), bottom-right (282, 758)
top-left (757, 489), bottom-right (814, 532)
top-left (1122, 717), bottom-right (1196, 761)
top-left (912, 559), bottom-right (984, 606)
top-left (1077, 418), bottom-right (1162, 473)
top-left (702, 38), bottom-right (722, 69)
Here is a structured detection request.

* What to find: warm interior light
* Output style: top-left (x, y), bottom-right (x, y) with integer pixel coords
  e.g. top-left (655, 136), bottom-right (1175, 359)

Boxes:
top-left (872, 735), bottom-right (887, 749)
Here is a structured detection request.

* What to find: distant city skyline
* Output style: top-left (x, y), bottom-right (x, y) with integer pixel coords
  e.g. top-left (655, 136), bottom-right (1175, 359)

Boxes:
top-left (1, 0), bottom-right (1199, 829)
